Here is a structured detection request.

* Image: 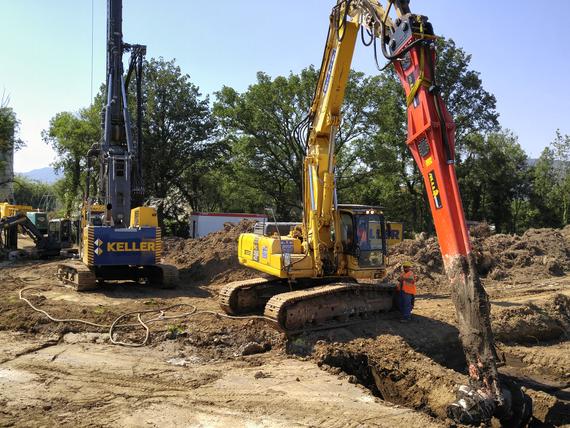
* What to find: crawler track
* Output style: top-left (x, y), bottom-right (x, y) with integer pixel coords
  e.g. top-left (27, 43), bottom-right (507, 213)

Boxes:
top-left (57, 261), bottom-right (179, 291)
top-left (152, 263), bottom-right (179, 289)
top-left (57, 261), bottom-right (97, 291)
top-left (265, 283), bottom-right (395, 332)
top-left (219, 278), bottom-right (290, 315)
top-left (219, 278), bottom-right (395, 332)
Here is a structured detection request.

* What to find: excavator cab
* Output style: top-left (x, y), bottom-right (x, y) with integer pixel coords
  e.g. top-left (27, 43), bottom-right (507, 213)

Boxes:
top-left (48, 218), bottom-right (73, 249)
top-left (339, 204), bottom-right (387, 270)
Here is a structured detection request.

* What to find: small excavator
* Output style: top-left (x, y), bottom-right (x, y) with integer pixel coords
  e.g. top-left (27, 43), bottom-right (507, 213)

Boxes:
top-left (57, 0), bottom-right (178, 290)
top-left (220, 0), bottom-right (531, 425)
top-left (0, 203), bottom-right (72, 258)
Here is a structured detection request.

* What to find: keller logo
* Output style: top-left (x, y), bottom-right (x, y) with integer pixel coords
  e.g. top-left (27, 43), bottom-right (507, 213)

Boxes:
top-left (94, 238), bottom-right (103, 256)
top-left (106, 241), bottom-right (156, 252)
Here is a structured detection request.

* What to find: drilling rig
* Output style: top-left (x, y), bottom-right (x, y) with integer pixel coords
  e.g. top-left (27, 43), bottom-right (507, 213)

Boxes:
top-left (57, 0), bottom-right (178, 290)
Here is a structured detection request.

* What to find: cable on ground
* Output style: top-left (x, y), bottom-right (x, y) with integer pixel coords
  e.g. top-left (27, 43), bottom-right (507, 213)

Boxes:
top-left (15, 275), bottom-right (274, 348)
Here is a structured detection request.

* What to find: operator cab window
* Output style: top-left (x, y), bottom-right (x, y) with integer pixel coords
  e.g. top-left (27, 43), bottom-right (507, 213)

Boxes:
top-left (340, 212), bottom-right (354, 252)
top-left (355, 213), bottom-right (385, 268)
top-left (91, 214), bottom-right (103, 226)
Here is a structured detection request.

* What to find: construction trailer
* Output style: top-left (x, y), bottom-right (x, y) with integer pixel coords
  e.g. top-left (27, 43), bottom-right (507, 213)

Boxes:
top-left (189, 212), bottom-right (268, 239)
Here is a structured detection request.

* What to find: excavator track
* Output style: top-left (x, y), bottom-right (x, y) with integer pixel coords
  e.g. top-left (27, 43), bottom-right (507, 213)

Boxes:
top-left (154, 263), bottom-right (179, 289)
top-left (57, 261), bottom-right (97, 292)
top-left (264, 282), bottom-right (395, 333)
top-left (219, 277), bottom-right (290, 315)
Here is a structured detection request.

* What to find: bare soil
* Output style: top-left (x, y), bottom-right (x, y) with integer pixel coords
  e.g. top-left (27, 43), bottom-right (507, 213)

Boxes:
top-left (0, 224), bottom-right (569, 426)
top-left (387, 225), bottom-right (570, 292)
top-left (163, 221), bottom-right (262, 291)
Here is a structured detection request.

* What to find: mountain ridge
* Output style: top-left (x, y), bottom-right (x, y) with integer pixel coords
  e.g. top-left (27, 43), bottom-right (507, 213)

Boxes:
top-left (16, 166), bottom-right (60, 184)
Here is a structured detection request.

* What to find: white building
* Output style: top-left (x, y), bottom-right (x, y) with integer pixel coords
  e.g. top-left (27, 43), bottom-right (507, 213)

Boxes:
top-left (189, 212), bottom-right (267, 238)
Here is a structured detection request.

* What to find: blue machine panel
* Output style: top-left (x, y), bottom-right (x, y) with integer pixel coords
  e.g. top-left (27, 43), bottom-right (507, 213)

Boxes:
top-left (91, 226), bottom-right (157, 266)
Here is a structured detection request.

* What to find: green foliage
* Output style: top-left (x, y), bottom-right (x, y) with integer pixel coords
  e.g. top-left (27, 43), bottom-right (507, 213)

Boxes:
top-left (456, 131), bottom-right (529, 233)
top-left (213, 69), bottom-right (317, 219)
top-left (166, 324), bottom-right (184, 339)
top-left (551, 131), bottom-right (570, 225)
top-left (0, 96), bottom-right (23, 188)
top-left (210, 38), bottom-right (507, 231)
top-left (42, 39), bottom-right (567, 237)
top-left (0, 96), bottom-right (24, 154)
top-left (435, 39), bottom-right (499, 148)
top-left (353, 38), bottom-right (500, 231)
top-left (528, 132), bottom-right (570, 227)
top-left (141, 58), bottom-right (218, 232)
top-left (213, 67), bottom-right (389, 219)
top-left (42, 100), bottom-right (101, 214)
top-left (529, 147), bottom-right (559, 227)
top-left (12, 175), bottom-right (60, 211)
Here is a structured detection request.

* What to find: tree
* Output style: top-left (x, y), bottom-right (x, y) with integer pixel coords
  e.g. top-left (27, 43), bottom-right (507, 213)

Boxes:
top-left (530, 131), bottom-right (570, 227)
top-left (140, 58), bottom-right (218, 230)
top-left (0, 94), bottom-right (24, 193)
top-left (43, 101), bottom-right (101, 214)
top-left (213, 37), bottom-right (500, 229)
top-left (12, 176), bottom-right (59, 211)
top-left (214, 69), bottom-right (315, 219)
top-left (435, 39), bottom-right (499, 151)
top-left (44, 58), bottom-right (218, 232)
top-left (349, 38), bottom-right (500, 231)
top-left (530, 147), bottom-right (560, 227)
top-left (214, 67), bottom-right (386, 219)
top-left (456, 131), bottom-right (528, 232)
top-left (551, 130), bottom-right (570, 225)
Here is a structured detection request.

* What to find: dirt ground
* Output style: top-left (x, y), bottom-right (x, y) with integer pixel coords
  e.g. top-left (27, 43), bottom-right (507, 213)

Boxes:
top-left (0, 224), bottom-right (569, 427)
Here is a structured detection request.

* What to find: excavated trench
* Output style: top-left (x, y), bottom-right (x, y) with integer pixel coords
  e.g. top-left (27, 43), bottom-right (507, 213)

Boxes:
top-left (287, 295), bottom-right (570, 427)
top-left (311, 336), bottom-right (461, 420)
top-left (310, 338), bottom-right (570, 426)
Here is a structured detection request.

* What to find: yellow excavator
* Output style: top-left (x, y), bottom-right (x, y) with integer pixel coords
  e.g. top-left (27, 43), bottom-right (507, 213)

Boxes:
top-left (220, 0), bottom-right (532, 425)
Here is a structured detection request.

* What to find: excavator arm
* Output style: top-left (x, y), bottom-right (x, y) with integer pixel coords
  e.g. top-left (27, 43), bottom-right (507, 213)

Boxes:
top-left (317, 0), bottom-right (531, 425)
top-left (301, 3), bottom-right (359, 277)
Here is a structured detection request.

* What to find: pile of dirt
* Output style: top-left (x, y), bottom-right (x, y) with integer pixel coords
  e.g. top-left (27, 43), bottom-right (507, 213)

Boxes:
top-left (163, 220), bottom-right (261, 287)
top-left (387, 227), bottom-right (570, 292)
top-left (492, 293), bottom-right (570, 344)
top-left (561, 224), bottom-right (570, 246)
top-left (163, 220), bottom-right (569, 293)
top-left (386, 235), bottom-right (446, 290)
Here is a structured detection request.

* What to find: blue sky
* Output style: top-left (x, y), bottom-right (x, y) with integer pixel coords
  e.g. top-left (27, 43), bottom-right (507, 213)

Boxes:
top-left (2, 0), bottom-right (569, 172)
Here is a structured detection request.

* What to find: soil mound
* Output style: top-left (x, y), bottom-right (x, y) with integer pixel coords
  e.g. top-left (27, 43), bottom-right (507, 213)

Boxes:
top-left (163, 220), bottom-right (261, 287)
top-left (387, 227), bottom-right (570, 292)
top-left (492, 294), bottom-right (570, 344)
top-left (386, 235), bottom-right (445, 290)
top-left (164, 221), bottom-right (569, 292)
